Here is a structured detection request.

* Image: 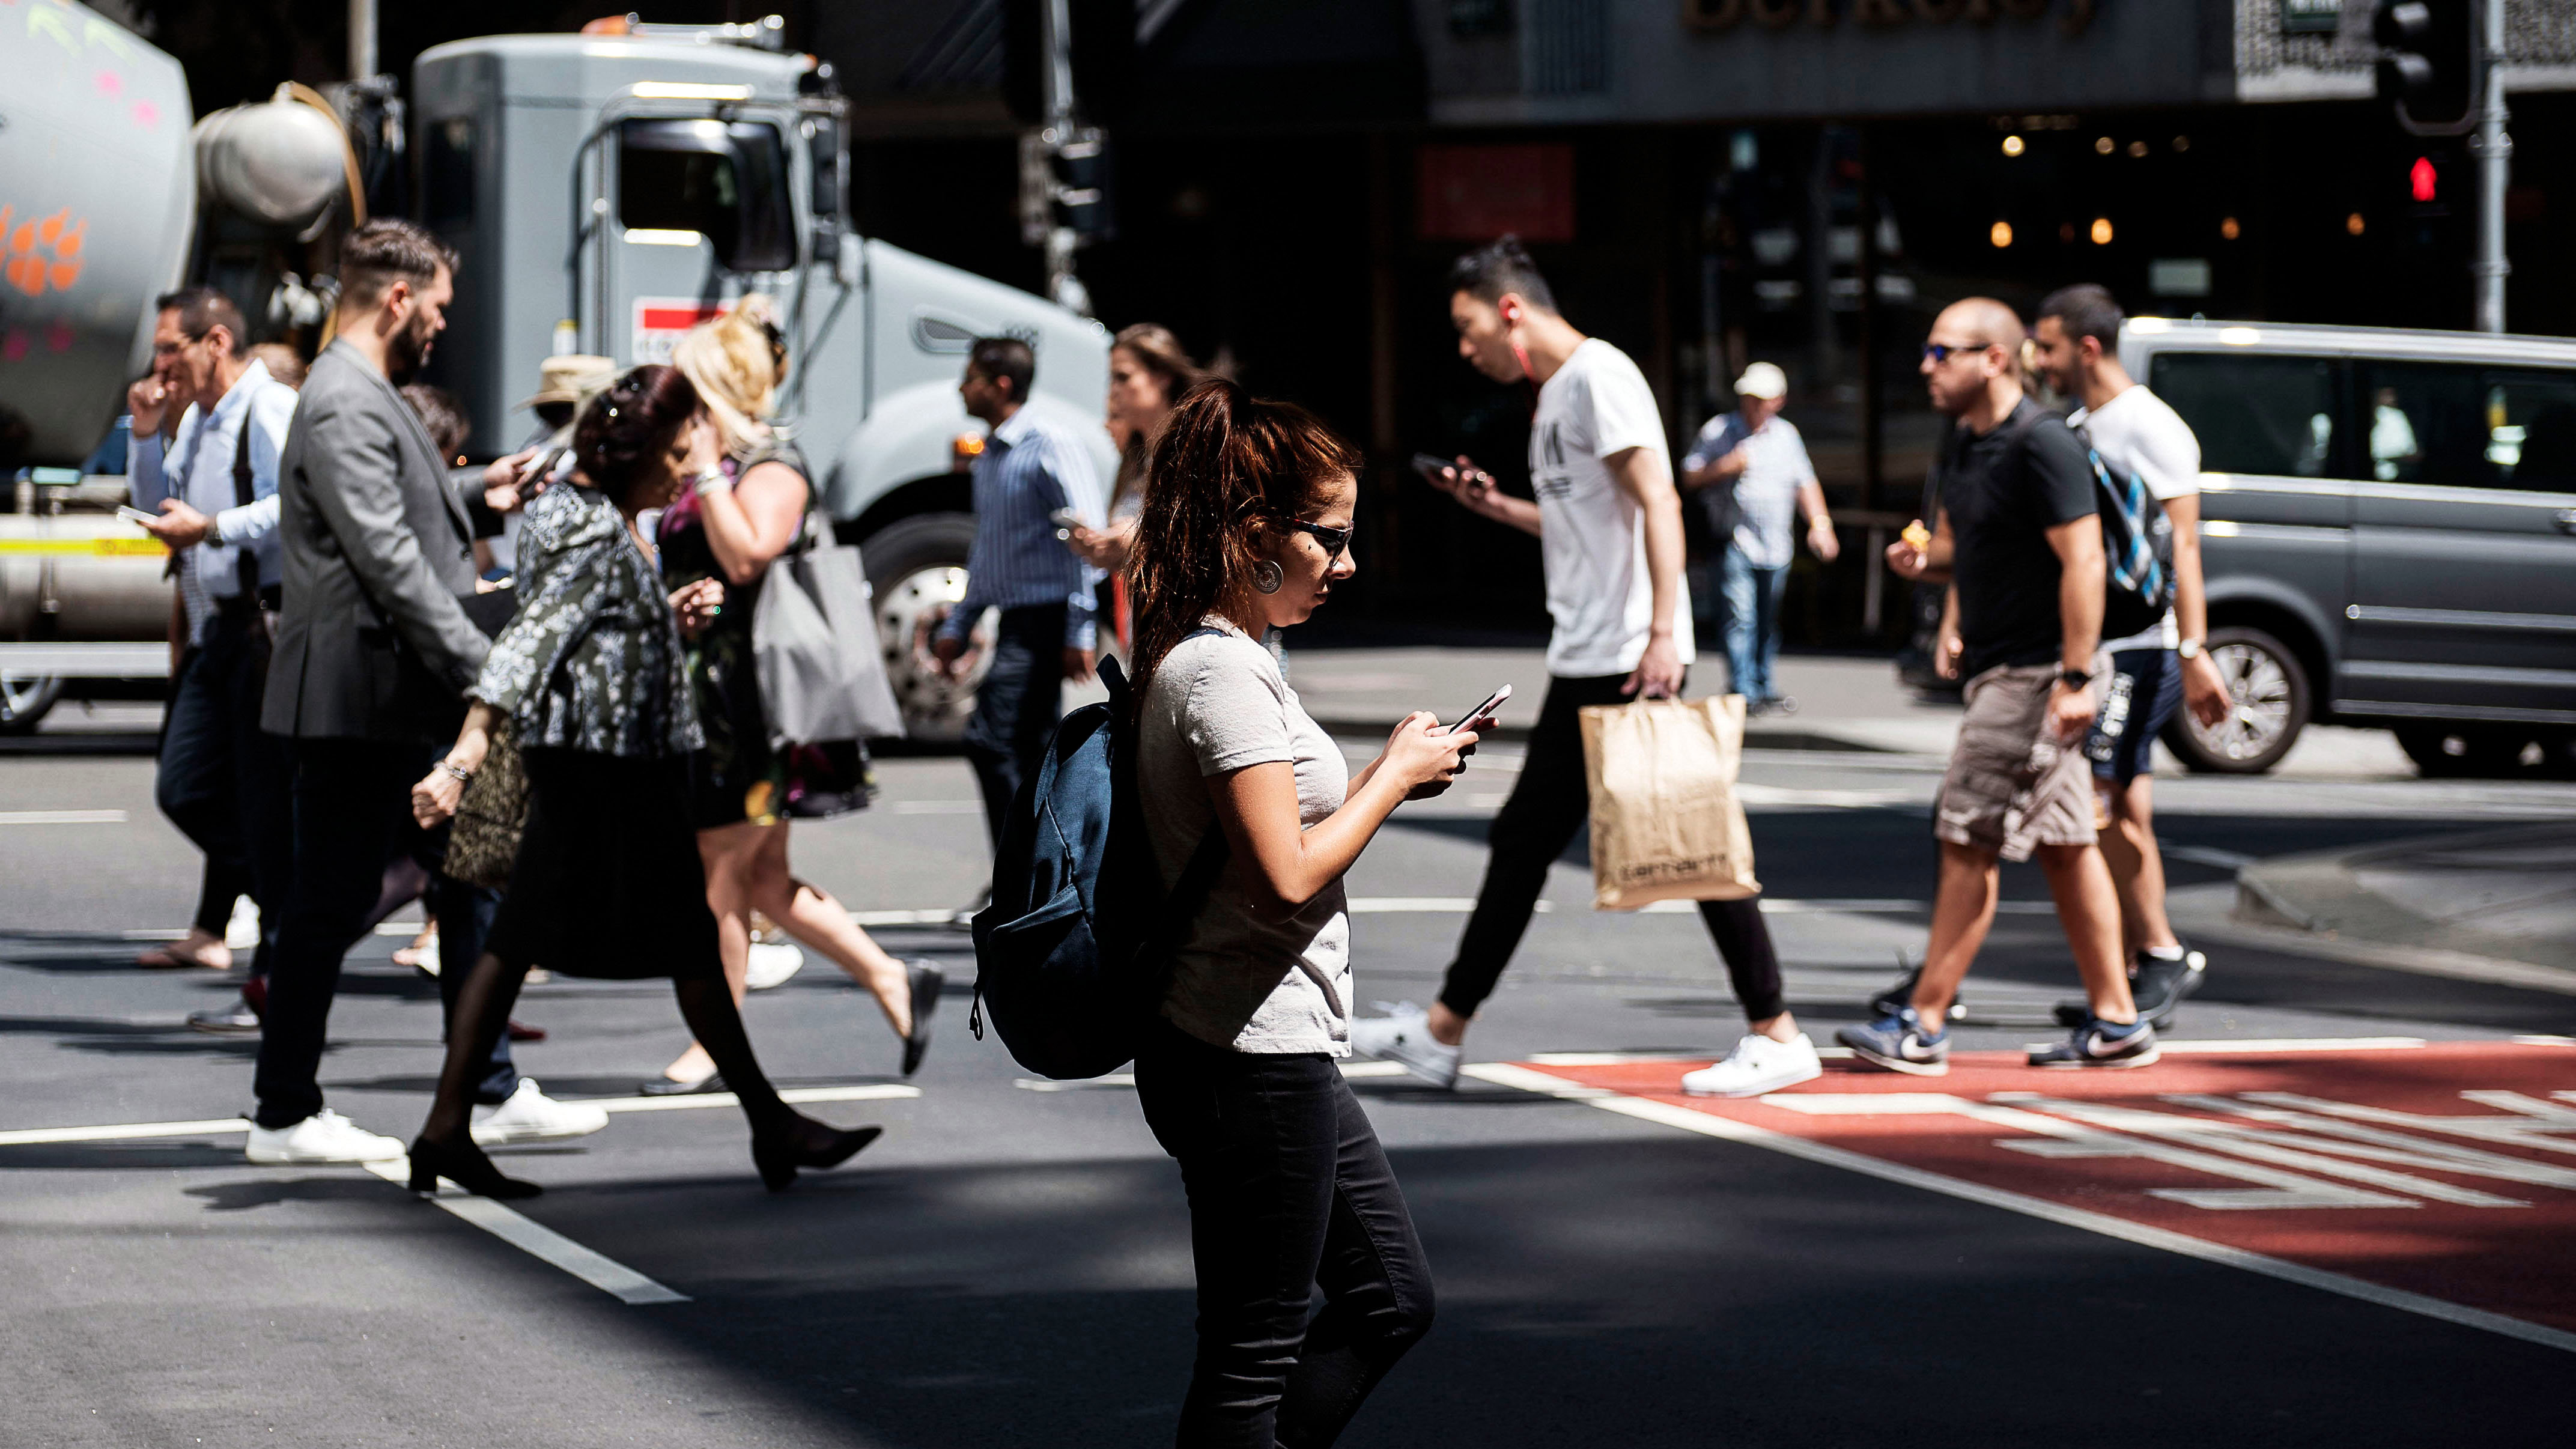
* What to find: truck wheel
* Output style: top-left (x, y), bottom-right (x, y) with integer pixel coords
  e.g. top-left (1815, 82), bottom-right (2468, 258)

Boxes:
top-left (2395, 724), bottom-right (2533, 779)
top-left (860, 512), bottom-right (986, 746)
top-left (2162, 625), bottom-right (2307, 775)
top-left (0, 673), bottom-right (62, 735)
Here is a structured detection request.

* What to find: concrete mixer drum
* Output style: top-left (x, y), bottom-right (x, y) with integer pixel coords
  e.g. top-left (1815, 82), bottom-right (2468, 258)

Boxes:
top-left (195, 87), bottom-right (351, 231)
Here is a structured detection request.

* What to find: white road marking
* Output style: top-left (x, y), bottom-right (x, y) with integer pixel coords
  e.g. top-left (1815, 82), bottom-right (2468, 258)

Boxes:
top-left (0, 1117), bottom-right (249, 1146)
top-left (1465, 1060), bottom-right (2576, 1356)
top-left (594, 1084), bottom-right (920, 1114)
top-left (886, 800), bottom-right (983, 815)
top-left (361, 1158), bottom-right (689, 1305)
top-left (1014, 1062), bottom-right (1408, 1092)
top-left (0, 810), bottom-right (128, 825)
top-left (839, 897), bottom-right (2061, 925)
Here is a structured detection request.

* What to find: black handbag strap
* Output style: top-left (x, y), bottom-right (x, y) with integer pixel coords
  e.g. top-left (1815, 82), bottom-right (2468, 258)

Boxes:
top-left (230, 409), bottom-right (263, 601)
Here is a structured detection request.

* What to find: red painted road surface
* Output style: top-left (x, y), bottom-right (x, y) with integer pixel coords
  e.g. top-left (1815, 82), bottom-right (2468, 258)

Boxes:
top-left (1513, 1041), bottom-right (2576, 1338)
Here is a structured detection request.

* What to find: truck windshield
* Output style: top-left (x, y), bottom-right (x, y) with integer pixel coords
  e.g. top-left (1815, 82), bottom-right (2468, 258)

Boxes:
top-left (618, 118), bottom-right (794, 273)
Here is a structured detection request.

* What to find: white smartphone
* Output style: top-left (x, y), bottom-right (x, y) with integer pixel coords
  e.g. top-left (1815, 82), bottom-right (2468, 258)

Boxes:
top-left (115, 505), bottom-right (159, 527)
top-left (1447, 683), bottom-right (1510, 734)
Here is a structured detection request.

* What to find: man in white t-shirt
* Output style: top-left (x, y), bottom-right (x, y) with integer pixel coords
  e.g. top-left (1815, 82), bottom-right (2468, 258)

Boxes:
top-left (1349, 238), bottom-right (1820, 1102)
top-left (2032, 284), bottom-right (2232, 1030)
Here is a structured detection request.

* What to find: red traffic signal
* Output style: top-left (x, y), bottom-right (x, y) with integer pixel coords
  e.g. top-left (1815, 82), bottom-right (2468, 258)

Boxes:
top-left (2411, 156), bottom-right (2438, 202)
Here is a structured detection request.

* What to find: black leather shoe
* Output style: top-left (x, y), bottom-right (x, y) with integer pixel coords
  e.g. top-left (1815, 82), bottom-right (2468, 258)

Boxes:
top-left (407, 1134), bottom-right (541, 1199)
top-left (750, 1116), bottom-right (882, 1192)
top-left (639, 1071), bottom-right (726, 1097)
top-left (901, 962), bottom-right (944, 1077)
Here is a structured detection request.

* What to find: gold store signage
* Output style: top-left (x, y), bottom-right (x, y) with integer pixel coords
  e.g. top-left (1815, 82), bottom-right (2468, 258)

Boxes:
top-left (1682, 0), bottom-right (2099, 36)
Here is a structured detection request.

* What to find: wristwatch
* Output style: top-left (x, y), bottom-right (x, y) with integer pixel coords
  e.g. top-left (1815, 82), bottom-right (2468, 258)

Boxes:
top-left (2057, 667), bottom-right (2094, 689)
top-left (2177, 637), bottom-right (2206, 661)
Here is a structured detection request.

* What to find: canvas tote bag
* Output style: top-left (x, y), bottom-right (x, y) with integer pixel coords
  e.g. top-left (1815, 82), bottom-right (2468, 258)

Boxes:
top-left (1578, 694), bottom-right (1760, 910)
top-left (752, 513), bottom-right (907, 746)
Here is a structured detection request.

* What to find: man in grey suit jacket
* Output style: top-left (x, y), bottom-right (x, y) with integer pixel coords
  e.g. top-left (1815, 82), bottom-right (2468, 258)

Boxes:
top-left (248, 221), bottom-right (600, 1162)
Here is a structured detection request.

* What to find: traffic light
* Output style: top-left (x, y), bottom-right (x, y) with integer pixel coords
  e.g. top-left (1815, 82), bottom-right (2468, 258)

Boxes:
top-left (2372, 0), bottom-right (2476, 133)
top-left (1018, 126), bottom-right (1116, 246)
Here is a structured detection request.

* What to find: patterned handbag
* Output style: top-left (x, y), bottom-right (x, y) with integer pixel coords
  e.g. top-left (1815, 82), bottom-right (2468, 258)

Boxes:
top-left (442, 720), bottom-right (529, 890)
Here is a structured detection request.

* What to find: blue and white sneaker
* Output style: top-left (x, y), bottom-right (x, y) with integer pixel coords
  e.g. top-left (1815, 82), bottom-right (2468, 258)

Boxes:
top-left (2028, 1016), bottom-right (2161, 1069)
top-left (1836, 1010), bottom-right (1950, 1077)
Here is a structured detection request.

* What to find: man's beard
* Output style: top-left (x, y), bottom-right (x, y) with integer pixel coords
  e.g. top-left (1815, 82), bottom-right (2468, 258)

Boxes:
top-left (386, 312), bottom-right (438, 383)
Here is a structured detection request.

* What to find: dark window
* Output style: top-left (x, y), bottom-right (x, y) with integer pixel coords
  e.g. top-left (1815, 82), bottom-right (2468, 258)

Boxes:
top-left (424, 117), bottom-right (475, 229)
top-left (618, 119), bottom-right (794, 273)
top-left (2356, 359), bottom-right (2576, 494)
top-left (2150, 351), bottom-right (2341, 479)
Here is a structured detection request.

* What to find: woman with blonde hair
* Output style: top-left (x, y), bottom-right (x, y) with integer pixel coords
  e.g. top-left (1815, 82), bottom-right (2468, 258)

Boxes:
top-left (645, 299), bottom-right (938, 1094)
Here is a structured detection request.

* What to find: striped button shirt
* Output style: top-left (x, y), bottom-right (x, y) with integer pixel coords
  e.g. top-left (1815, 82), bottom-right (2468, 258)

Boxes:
top-left (939, 406), bottom-right (1106, 649)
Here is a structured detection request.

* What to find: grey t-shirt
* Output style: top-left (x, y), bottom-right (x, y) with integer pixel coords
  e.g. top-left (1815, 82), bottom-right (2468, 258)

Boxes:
top-left (1138, 620), bottom-right (1351, 1056)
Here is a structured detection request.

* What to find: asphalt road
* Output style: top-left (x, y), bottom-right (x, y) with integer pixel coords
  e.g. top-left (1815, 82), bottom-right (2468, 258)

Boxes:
top-left (4, 708), bottom-right (2572, 1447)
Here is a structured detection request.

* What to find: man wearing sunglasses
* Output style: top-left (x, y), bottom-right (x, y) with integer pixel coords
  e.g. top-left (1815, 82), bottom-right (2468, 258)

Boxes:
top-left (1857, 298), bottom-right (2151, 1075)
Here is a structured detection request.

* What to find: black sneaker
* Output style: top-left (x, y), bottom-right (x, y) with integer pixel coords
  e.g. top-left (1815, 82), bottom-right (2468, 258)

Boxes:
top-left (2028, 1017), bottom-right (2161, 1069)
top-left (1836, 1009), bottom-right (1951, 1076)
top-left (1869, 958), bottom-right (1966, 1023)
top-left (2053, 949), bottom-right (2206, 1029)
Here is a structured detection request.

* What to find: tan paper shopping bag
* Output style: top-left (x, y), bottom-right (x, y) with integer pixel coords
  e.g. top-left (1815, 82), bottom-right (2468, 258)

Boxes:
top-left (1578, 695), bottom-right (1760, 910)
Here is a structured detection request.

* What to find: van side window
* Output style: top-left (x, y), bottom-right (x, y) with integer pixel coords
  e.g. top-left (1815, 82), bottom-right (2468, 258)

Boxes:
top-left (618, 120), bottom-right (794, 273)
top-left (2358, 360), bottom-right (2576, 494)
top-left (2148, 353), bottom-right (2338, 479)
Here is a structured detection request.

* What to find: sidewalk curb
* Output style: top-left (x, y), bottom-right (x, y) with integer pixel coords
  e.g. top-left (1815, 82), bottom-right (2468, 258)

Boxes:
top-left (2167, 882), bottom-right (2576, 998)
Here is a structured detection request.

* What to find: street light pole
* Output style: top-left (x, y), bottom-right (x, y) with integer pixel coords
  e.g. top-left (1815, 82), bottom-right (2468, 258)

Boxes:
top-left (1039, 0), bottom-right (1089, 315)
top-left (2470, 0), bottom-right (2511, 332)
top-left (348, 0), bottom-right (376, 79)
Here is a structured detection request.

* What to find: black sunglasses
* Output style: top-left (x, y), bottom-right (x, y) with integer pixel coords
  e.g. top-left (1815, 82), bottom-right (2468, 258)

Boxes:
top-left (1921, 340), bottom-right (1996, 363)
top-left (1289, 520), bottom-right (1353, 561)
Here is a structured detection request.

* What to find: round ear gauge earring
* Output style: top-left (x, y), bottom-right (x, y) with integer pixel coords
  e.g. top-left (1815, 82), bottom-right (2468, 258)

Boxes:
top-left (1251, 560), bottom-right (1283, 594)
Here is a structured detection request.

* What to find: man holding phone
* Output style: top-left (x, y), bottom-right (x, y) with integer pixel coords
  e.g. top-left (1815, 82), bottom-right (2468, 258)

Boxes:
top-left (1352, 237), bottom-right (1818, 1100)
top-left (125, 287), bottom-right (297, 979)
top-left (1865, 297), bottom-right (2149, 1075)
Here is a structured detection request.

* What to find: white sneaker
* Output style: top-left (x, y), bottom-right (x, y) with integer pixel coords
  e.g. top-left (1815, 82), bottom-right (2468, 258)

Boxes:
top-left (1347, 1001), bottom-right (1463, 1090)
top-left (224, 896), bottom-right (261, 951)
top-left (744, 941), bottom-right (805, 991)
top-left (245, 1109), bottom-right (406, 1164)
top-left (1681, 1032), bottom-right (1824, 1098)
top-left (470, 1078), bottom-right (610, 1144)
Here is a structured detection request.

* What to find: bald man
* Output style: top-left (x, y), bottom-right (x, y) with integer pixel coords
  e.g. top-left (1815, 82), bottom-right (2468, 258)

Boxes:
top-left (1852, 297), bottom-right (2151, 1074)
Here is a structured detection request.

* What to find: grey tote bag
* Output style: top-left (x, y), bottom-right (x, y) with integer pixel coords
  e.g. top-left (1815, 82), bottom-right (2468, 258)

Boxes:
top-left (752, 514), bottom-right (907, 746)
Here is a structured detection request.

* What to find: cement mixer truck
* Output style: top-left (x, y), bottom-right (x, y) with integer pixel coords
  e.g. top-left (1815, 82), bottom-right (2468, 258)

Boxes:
top-left (0, 7), bottom-right (1108, 738)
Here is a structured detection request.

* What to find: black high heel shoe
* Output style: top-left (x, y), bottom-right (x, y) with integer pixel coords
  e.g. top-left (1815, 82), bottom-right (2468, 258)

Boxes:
top-left (901, 962), bottom-right (944, 1077)
top-left (408, 1135), bottom-right (541, 1200)
top-left (749, 1115), bottom-right (883, 1192)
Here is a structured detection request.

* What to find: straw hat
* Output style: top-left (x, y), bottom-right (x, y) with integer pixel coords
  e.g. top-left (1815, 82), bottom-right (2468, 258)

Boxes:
top-left (517, 354), bottom-right (617, 410)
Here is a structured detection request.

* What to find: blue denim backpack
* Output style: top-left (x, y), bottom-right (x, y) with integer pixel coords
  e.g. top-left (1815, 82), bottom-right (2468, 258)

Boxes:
top-left (968, 654), bottom-right (1227, 1079)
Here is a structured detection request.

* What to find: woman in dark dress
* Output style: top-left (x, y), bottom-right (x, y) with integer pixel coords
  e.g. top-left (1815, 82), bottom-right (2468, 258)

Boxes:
top-left (406, 364), bottom-right (882, 1199)
top-left (645, 303), bottom-right (937, 1093)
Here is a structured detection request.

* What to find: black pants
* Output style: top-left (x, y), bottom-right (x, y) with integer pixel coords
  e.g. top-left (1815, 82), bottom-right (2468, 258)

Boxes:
top-left (157, 607), bottom-right (292, 973)
top-left (962, 604), bottom-right (1067, 849)
top-left (1135, 1022), bottom-right (1435, 1449)
top-left (1439, 672), bottom-right (1785, 1022)
top-left (254, 738), bottom-right (512, 1128)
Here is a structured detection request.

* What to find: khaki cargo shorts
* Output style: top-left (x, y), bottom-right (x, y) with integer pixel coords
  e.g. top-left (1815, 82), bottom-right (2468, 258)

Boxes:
top-left (1933, 661), bottom-right (2103, 862)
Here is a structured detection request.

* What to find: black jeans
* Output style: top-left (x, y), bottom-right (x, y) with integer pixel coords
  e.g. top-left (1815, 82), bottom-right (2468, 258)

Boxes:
top-left (1135, 1021), bottom-right (1435, 1449)
top-left (253, 738), bottom-right (512, 1128)
top-left (962, 604), bottom-right (1068, 850)
top-left (1439, 672), bottom-right (1785, 1022)
top-left (157, 607), bottom-right (292, 974)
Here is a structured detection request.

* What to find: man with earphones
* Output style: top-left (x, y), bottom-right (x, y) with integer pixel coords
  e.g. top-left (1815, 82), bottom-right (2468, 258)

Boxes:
top-left (1349, 237), bottom-right (1816, 1101)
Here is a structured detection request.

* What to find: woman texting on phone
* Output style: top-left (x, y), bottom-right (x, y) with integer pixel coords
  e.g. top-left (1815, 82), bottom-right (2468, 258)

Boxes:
top-left (1128, 378), bottom-right (1477, 1447)
top-left (407, 365), bottom-right (881, 1198)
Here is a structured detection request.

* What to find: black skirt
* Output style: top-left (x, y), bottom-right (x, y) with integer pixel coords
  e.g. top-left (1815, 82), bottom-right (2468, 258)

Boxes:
top-left (484, 747), bottom-right (721, 980)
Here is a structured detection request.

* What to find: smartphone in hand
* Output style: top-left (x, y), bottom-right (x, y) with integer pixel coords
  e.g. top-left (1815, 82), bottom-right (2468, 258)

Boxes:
top-left (1447, 684), bottom-right (1510, 734)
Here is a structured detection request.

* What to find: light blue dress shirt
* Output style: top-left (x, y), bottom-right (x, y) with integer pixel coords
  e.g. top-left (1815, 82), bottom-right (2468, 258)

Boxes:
top-left (129, 359), bottom-right (296, 631)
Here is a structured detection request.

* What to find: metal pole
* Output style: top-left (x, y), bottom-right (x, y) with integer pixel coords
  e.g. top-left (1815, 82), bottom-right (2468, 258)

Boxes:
top-left (1040, 0), bottom-right (1086, 313)
top-left (348, 0), bottom-right (376, 79)
top-left (2473, 0), bottom-right (2511, 333)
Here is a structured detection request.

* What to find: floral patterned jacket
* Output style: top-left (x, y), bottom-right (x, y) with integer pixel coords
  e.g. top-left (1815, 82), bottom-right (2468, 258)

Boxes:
top-left (469, 483), bottom-right (703, 758)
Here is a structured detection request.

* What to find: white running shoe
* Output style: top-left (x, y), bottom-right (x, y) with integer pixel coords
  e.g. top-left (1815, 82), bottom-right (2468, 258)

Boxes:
top-left (1347, 1001), bottom-right (1463, 1090)
top-left (224, 896), bottom-right (261, 951)
top-left (245, 1110), bottom-right (405, 1164)
top-left (471, 1078), bottom-right (610, 1144)
top-left (744, 941), bottom-right (806, 991)
top-left (1681, 1032), bottom-right (1824, 1098)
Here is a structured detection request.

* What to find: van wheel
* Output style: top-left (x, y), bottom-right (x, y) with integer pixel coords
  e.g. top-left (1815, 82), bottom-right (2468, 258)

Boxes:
top-left (2163, 625), bottom-right (2308, 774)
top-left (0, 672), bottom-right (62, 735)
top-left (2395, 725), bottom-right (2535, 779)
top-left (860, 512), bottom-right (987, 745)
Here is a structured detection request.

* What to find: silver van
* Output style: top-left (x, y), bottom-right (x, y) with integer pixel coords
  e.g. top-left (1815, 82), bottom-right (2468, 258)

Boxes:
top-left (2125, 319), bottom-right (2576, 776)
